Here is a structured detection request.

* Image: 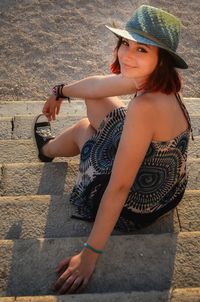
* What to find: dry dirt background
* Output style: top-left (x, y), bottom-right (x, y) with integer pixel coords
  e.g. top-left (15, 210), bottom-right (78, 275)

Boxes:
top-left (0, 0), bottom-right (199, 101)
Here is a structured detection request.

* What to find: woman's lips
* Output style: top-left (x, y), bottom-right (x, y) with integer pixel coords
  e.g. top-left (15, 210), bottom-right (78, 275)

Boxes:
top-left (122, 63), bottom-right (135, 69)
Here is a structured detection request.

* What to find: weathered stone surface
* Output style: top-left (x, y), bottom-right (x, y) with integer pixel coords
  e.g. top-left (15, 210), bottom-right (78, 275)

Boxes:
top-left (15, 291), bottom-right (171, 302)
top-left (0, 140), bottom-right (38, 163)
top-left (0, 101), bottom-right (86, 117)
top-left (0, 195), bottom-right (180, 240)
top-left (171, 232), bottom-right (200, 288)
top-left (0, 232), bottom-right (199, 296)
top-left (0, 165), bottom-right (2, 184)
top-left (177, 190), bottom-right (200, 231)
top-left (11, 114), bottom-right (200, 139)
top-left (188, 136), bottom-right (200, 158)
top-left (0, 117), bottom-right (12, 139)
top-left (187, 159), bottom-right (200, 189)
top-left (0, 140), bottom-right (79, 163)
top-left (191, 115), bottom-right (200, 136)
top-left (171, 288), bottom-right (200, 302)
top-left (0, 98), bottom-right (199, 117)
top-left (183, 98), bottom-right (200, 115)
top-left (0, 240), bottom-right (14, 297)
top-left (11, 288), bottom-right (200, 302)
top-left (0, 298), bottom-right (15, 302)
top-left (12, 115), bottom-right (84, 139)
top-left (0, 137), bottom-right (199, 163)
top-left (0, 160), bottom-right (199, 196)
top-left (0, 162), bottom-right (78, 196)
top-left (0, 195), bottom-right (92, 240)
top-left (0, 113), bottom-right (200, 139)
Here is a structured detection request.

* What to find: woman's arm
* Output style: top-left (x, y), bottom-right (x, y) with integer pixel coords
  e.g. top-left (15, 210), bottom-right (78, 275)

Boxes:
top-left (62, 74), bottom-right (136, 99)
top-left (82, 96), bottom-right (156, 256)
top-left (43, 74), bottom-right (136, 121)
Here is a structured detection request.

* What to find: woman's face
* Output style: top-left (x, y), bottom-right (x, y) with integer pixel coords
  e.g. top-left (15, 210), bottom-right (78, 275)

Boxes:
top-left (117, 38), bottom-right (159, 85)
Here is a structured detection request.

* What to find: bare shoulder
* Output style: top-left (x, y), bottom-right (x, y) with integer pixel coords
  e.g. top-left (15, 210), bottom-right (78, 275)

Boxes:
top-left (127, 93), bottom-right (157, 119)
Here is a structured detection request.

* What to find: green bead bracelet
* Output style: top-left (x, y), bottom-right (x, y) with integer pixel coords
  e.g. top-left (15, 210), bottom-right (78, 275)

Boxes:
top-left (83, 242), bottom-right (103, 254)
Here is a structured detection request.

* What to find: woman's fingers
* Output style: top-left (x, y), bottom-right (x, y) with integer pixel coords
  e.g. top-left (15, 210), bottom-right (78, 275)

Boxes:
top-left (56, 102), bottom-right (61, 115)
top-left (56, 258), bottom-right (71, 274)
top-left (66, 276), bottom-right (84, 294)
top-left (58, 275), bottom-right (83, 295)
top-left (42, 96), bottom-right (62, 121)
top-left (53, 268), bottom-right (72, 291)
top-left (51, 109), bottom-right (56, 121)
top-left (74, 278), bottom-right (89, 294)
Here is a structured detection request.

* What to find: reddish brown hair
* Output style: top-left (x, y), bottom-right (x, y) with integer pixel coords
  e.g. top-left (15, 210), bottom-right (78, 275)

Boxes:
top-left (110, 37), bottom-right (182, 94)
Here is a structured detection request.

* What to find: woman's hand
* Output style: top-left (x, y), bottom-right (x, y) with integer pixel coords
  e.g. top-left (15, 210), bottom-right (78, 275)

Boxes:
top-left (51, 250), bottom-right (98, 294)
top-left (42, 95), bottom-right (63, 121)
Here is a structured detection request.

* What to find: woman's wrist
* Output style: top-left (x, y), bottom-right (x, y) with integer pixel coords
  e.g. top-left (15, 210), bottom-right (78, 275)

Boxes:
top-left (81, 244), bottom-right (102, 260)
top-left (83, 242), bottom-right (103, 254)
top-left (52, 84), bottom-right (71, 102)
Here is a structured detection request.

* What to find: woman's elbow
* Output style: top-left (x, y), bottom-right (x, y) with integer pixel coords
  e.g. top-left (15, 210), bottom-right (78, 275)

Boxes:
top-left (107, 181), bottom-right (132, 195)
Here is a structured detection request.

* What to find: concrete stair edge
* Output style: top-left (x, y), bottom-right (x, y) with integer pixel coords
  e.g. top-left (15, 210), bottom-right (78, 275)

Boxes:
top-left (0, 137), bottom-right (199, 163)
top-left (1, 230), bottom-right (200, 243)
top-left (0, 287), bottom-right (200, 302)
top-left (1, 114), bottom-right (200, 140)
top-left (0, 159), bottom-right (200, 196)
top-left (0, 97), bottom-right (200, 117)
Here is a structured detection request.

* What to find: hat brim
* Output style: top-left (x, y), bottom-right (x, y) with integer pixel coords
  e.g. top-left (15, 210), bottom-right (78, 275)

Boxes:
top-left (105, 25), bottom-right (188, 69)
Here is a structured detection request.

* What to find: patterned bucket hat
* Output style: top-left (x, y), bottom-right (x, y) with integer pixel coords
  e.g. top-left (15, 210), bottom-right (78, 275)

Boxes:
top-left (106, 5), bottom-right (188, 69)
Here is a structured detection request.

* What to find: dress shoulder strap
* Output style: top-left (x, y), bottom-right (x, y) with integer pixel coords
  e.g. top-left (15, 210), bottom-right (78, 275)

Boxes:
top-left (175, 93), bottom-right (194, 141)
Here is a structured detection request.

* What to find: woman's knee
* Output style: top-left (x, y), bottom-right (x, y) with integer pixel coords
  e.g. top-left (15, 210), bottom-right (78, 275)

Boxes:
top-left (85, 97), bottom-right (125, 130)
top-left (75, 118), bottom-right (96, 150)
top-left (75, 117), bottom-right (93, 130)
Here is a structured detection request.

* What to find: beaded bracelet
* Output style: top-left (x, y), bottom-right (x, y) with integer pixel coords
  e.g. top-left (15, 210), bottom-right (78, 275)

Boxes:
top-left (52, 84), bottom-right (71, 102)
top-left (83, 242), bottom-right (103, 254)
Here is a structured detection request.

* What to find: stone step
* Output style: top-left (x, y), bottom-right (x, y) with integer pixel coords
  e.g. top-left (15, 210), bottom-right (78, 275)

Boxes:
top-left (0, 190), bottom-right (199, 240)
top-left (0, 137), bottom-right (199, 164)
top-left (0, 99), bottom-right (200, 139)
top-left (0, 98), bottom-right (199, 117)
top-left (0, 232), bottom-right (199, 296)
top-left (0, 161), bottom-right (78, 196)
top-left (0, 113), bottom-right (200, 140)
top-left (177, 190), bottom-right (200, 232)
top-left (0, 194), bottom-right (179, 240)
top-left (1, 287), bottom-right (200, 302)
top-left (0, 159), bottom-right (199, 196)
top-left (0, 115), bottom-right (84, 140)
top-left (0, 101), bottom-right (86, 117)
top-left (0, 139), bottom-right (79, 163)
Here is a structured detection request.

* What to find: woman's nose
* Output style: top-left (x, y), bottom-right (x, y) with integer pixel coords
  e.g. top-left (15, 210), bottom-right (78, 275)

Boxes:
top-left (124, 47), bottom-right (135, 60)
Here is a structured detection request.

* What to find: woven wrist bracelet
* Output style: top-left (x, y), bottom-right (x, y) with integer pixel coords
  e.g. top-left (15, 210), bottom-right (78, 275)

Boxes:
top-left (83, 243), bottom-right (103, 254)
top-left (52, 84), bottom-right (71, 102)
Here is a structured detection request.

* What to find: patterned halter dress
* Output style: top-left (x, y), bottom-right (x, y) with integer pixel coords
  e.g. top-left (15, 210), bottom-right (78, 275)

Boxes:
top-left (69, 93), bottom-right (194, 232)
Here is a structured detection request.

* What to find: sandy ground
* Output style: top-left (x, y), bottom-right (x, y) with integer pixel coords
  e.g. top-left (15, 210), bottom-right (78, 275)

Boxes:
top-left (0, 0), bottom-right (199, 101)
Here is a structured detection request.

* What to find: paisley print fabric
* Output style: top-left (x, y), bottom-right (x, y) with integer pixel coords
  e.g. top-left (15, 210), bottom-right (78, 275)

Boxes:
top-left (70, 95), bottom-right (193, 232)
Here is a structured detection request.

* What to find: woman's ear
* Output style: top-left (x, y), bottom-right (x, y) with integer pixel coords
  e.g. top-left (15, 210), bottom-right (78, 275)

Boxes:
top-left (112, 47), bottom-right (118, 58)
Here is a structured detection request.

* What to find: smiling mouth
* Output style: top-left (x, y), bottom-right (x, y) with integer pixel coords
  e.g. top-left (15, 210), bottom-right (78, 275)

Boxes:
top-left (122, 63), bottom-right (136, 68)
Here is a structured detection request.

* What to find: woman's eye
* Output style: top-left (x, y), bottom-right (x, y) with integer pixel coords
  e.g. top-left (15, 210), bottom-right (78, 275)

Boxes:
top-left (137, 47), bottom-right (147, 53)
top-left (121, 39), bottom-right (129, 46)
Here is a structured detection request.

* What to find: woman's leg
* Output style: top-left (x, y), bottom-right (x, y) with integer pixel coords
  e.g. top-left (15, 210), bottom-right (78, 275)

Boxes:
top-left (42, 96), bottom-right (124, 158)
top-left (85, 96), bottom-right (125, 130)
top-left (42, 118), bottom-right (96, 158)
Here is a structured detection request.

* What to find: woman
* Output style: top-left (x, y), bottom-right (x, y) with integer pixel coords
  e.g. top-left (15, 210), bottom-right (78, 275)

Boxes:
top-left (34, 5), bottom-right (193, 295)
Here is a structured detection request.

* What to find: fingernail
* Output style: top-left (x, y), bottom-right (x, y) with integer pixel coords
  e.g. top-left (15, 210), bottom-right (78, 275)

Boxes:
top-left (50, 284), bottom-right (55, 291)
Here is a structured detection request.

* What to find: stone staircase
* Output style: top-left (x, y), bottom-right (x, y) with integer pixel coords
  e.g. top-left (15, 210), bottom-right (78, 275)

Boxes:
top-left (0, 99), bottom-right (199, 302)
